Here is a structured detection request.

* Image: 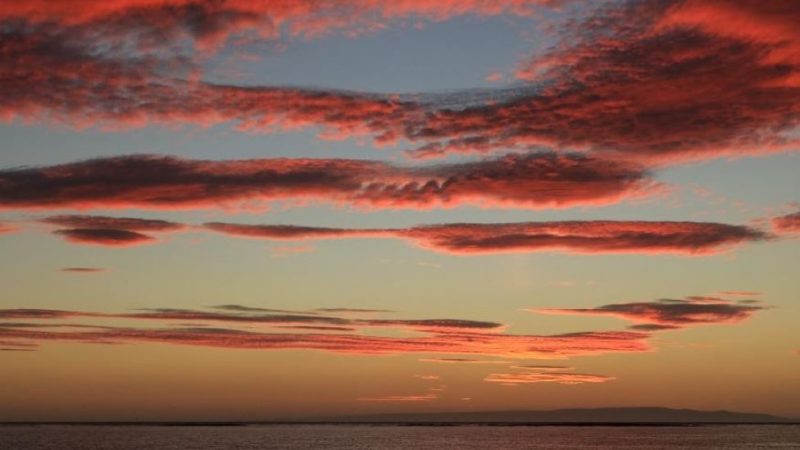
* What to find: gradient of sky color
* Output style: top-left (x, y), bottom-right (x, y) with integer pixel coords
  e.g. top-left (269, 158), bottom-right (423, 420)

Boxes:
top-left (0, 0), bottom-right (798, 421)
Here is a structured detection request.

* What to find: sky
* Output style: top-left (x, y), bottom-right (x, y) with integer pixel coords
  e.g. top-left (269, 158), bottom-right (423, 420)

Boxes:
top-left (0, 0), bottom-right (798, 421)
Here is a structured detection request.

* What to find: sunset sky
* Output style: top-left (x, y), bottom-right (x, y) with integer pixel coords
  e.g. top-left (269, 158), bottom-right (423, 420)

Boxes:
top-left (0, 0), bottom-right (798, 421)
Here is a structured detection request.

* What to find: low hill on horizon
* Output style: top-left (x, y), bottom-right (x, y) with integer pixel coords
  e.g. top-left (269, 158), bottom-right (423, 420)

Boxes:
top-left (302, 407), bottom-right (796, 424)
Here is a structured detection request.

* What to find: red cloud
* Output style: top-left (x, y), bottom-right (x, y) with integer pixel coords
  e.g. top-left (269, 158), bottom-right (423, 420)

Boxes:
top-left (0, 326), bottom-right (651, 359)
top-left (401, 221), bottom-right (767, 255)
top-left (772, 211), bottom-right (800, 233)
top-left (656, 0), bottom-right (800, 71)
top-left (60, 267), bottom-right (106, 274)
top-left (411, 0), bottom-right (800, 163)
top-left (535, 296), bottom-right (765, 329)
top-left (0, 153), bottom-right (656, 211)
top-left (0, 223), bottom-right (16, 234)
top-left (0, 1), bottom-right (565, 48)
top-left (52, 228), bottom-right (155, 247)
top-left (2, 1), bottom-right (795, 167)
top-left (1, 307), bottom-right (504, 335)
top-left (206, 220), bottom-right (768, 255)
top-left (41, 215), bottom-right (186, 231)
top-left (40, 215), bottom-right (187, 247)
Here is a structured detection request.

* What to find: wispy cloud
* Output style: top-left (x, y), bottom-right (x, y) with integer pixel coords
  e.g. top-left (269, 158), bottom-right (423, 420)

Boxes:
top-left (357, 393), bottom-right (438, 402)
top-left (510, 365), bottom-right (574, 371)
top-left (0, 222), bottom-right (16, 234)
top-left (534, 295), bottom-right (765, 330)
top-left (270, 244), bottom-right (316, 258)
top-left (60, 267), bottom-right (106, 274)
top-left (485, 372), bottom-right (614, 385)
top-left (415, 375), bottom-right (440, 380)
top-left (419, 358), bottom-right (510, 365)
top-left (0, 306), bottom-right (651, 359)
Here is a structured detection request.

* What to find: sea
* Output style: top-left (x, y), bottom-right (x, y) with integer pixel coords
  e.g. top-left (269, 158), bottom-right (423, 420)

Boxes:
top-left (1, 424), bottom-right (799, 449)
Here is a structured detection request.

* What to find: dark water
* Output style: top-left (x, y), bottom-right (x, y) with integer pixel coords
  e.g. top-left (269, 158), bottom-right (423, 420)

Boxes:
top-left (1, 425), bottom-right (799, 449)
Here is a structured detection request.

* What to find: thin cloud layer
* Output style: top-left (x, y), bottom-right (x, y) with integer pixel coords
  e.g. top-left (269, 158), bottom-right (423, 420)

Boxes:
top-left (511, 365), bottom-right (574, 371)
top-left (0, 223), bottom-right (15, 234)
top-left (357, 393), bottom-right (438, 402)
top-left (53, 228), bottom-right (155, 247)
top-left (0, 307), bottom-right (504, 334)
top-left (0, 153), bottom-right (656, 211)
top-left (0, 306), bottom-right (651, 359)
top-left (41, 215), bottom-right (186, 231)
top-left (485, 372), bottom-right (614, 385)
top-left (535, 296), bottom-right (765, 329)
top-left (418, 358), bottom-right (510, 365)
top-left (60, 267), bottom-right (106, 274)
top-left (206, 220), bottom-right (768, 255)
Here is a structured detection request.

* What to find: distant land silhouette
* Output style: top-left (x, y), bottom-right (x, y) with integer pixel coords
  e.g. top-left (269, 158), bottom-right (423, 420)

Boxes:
top-left (3, 407), bottom-right (796, 426)
top-left (302, 407), bottom-right (796, 424)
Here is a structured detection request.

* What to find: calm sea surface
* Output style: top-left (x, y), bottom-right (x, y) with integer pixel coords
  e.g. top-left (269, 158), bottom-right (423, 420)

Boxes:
top-left (1, 425), bottom-right (799, 449)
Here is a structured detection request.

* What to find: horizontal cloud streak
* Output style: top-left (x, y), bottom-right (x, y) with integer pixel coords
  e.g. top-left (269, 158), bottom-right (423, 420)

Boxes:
top-left (535, 296), bottom-right (765, 329)
top-left (0, 305), bottom-right (651, 359)
top-left (357, 393), bottom-right (438, 402)
top-left (60, 267), bottom-right (106, 274)
top-left (0, 153), bottom-right (656, 211)
top-left (206, 220), bottom-right (768, 255)
top-left (41, 215), bottom-right (186, 231)
top-left (0, 307), bottom-right (503, 334)
top-left (0, 326), bottom-right (651, 359)
top-left (0, 223), bottom-right (16, 234)
top-left (52, 229), bottom-right (155, 247)
top-left (41, 215), bottom-right (187, 246)
top-left (511, 365), bottom-right (574, 371)
top-left (419, 358), bottom-right (510, 365)
top-left (484, 372), bottom-right (614, 385)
